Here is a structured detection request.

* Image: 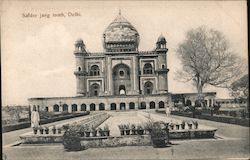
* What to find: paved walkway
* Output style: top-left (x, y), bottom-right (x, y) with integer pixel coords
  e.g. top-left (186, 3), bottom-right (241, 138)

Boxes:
top-left (2, 111), bottom-right (249, 159)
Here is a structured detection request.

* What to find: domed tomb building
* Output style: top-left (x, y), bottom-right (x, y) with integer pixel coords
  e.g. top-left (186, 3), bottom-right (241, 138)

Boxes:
top-left (28, 12), bottom-right (172, 112)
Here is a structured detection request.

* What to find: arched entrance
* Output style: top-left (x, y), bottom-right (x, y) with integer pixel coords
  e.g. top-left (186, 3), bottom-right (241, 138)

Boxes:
top-left (111, 103), bottom-right (116, 110)
top-left (120, 103), bottom-right (126, 110)
top-left (129, 102), bottom-right (135, 109)
top-left (99, 103), bottom-right (105, 110)
top-left (140, 102), bottom-right (146, 109)
top-left (72, 104), bottom-right (78, 112)
top-left (81, 104), bottom-right (86, 111)
top-left (159, 101), bottom-right (164, 108)
top-left (90, 103), bottom-right (96, 111)
top-left (62, 104), bottom-right (68, 112)
top-left (113, 64), bottom-right (131, 95)
top-left (144, 81), bottom-right (153, 95)
top-left (143, 63), bottom-right (153, 74)
top-left (90, 83), bottom-right (100, 96)
top-left (150, 101), bottom-right (155, 109)
top-left (53, 104), bottom-right (59, 112)
top-left (119, 85), bottom-right (126, 95)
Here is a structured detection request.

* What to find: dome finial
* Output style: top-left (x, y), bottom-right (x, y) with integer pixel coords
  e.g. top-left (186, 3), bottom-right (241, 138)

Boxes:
top-left (119, 9), bottom-right (121, 15)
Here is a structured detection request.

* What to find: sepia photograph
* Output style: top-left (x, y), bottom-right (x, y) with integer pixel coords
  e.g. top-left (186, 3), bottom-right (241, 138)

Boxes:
top-left (1, 0), bottom-right (249, 159)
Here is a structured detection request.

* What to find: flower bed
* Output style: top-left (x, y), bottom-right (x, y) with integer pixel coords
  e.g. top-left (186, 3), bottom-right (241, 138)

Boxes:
top-left (20, 113), bottom-right (110, 145)
top-left (3, 112), bottom-right (90, 133)
top-left (62, 113), bottom-right (111, 151)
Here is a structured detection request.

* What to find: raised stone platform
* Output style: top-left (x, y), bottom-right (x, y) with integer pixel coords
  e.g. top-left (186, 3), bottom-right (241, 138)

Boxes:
top-left (19, 111), bottom-right (217, 144)
top-left (19, 127), bottom-right (217, 145)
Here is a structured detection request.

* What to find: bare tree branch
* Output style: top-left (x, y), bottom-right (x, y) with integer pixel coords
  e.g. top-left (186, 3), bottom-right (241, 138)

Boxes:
top-left (175, 26), bottom-right (246, 103)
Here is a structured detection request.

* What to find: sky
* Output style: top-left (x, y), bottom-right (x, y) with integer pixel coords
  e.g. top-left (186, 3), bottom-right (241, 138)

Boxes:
top-left (1, 1), bottom-right (248, 106)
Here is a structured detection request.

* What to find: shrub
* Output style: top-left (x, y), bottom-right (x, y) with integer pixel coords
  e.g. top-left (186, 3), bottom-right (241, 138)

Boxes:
top-left (150, 122), bottom-right (167, 148)
top-left (63, 125), bottom-right (85, 151)
top-left (143, 121), bottom-right (154, 134)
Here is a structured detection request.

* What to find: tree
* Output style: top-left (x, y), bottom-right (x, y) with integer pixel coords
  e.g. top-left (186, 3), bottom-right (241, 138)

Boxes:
top-left (176, 26), bottom-right (245, 106)
top-left (4, 106), bottom-right (23, 121)
top-left (230, 74), bottom-right (249, 100)
top-left (230, 74), bottom-right (249, 113)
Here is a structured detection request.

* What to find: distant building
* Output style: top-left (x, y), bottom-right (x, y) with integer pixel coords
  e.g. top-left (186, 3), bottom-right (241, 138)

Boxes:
top-left (215, 98), bottom-right (248, 108)
top-left (172, 92), bottom-right (217, 107)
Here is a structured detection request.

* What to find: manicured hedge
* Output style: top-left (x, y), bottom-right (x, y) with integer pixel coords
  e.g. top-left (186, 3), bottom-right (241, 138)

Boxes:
top-left (2, 112), bottom-right (90, 133)
top-left (156, 110), bottom-right (249, 127)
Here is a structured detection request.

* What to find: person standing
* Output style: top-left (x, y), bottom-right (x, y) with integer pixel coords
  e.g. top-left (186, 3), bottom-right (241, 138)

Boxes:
top-left (31, 106), bottom-right (40, 128)
top-left (165, 106), bottom-right (170, 117)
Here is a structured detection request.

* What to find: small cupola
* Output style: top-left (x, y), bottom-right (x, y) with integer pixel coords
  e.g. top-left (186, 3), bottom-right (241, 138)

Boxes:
top-left (156, 34), bottom-right (167, 49)
top-left (74, 38), bottom-right (86, 53)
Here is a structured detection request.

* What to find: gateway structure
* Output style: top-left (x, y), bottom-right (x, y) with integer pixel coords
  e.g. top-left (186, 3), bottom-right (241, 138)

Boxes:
top-left (28, 12), bottom-right (172, 112)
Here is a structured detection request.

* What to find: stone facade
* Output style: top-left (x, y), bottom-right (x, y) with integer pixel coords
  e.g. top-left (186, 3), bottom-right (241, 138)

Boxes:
top-left (74, 12), bottom-right (169, 97)
top-left (28, 12), bottom-right (171, 113)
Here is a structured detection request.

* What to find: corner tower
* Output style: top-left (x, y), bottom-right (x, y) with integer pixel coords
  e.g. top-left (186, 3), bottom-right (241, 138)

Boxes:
top-left (74, 39), bottom-right (88, 96)
top-left (155, 34), bottom-right (169, 92)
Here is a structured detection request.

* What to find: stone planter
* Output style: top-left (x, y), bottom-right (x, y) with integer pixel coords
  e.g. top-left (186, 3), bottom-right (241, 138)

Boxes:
top-left (188, 123), bottom-right (193, 129)
top-left (120, 130), bottom-right (125, 136)
top-left (80, 131), bottom-right (85, 137)
top-left (131, 129), bottom-right (137, 135)
top-left (33, 129), bottom-right (38, 135)
top-left (181, 124), bottom-right (185, 130)
top-left (39, 129), bottom-right (44, 134)
top-left (58, 128), bottom-right (62, 134)
top-left (169, 125), bottom-right (174, 130)
top-left (145, 129), bottom-right (152, 135)
top-left (52, 129), bottom-right (56, 134)
top-left (137, 129), bottom-right (144, 135)
top-left (92, 130), bottom-right (97, 137)
top-left (99, 131), bottom-right (105, 136)
top-left (85, 131), bottom-right (91, 137)
top-left (104, 130), bottom-right (110, 136)
top-left (194, 123), bottom-right (198, 129)
top-left (176, 125), bottom-right (180, 130)
top-left (45, 129), bottom-right (49, 134)
top-left (125, 129), bottom-right (130, 135)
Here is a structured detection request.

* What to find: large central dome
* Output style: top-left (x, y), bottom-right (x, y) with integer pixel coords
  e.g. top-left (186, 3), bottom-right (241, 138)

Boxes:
top-left (103, 11), bottom-right (140, 52)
